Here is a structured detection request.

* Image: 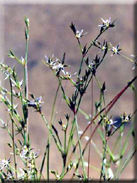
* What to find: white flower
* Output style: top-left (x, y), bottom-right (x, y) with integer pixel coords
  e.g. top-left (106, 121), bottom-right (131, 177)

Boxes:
top-left (0, 158), bottom-right (10, 170)
top-left (98, 17), bottom-right (112, 28)
top-left (78, 131), bottom-right (83, 135)
top-left (18, 168), bottom-right (27, 180)
top-left (20, 145), bottom-right (29, 159)
top-left (85, 136), bottom-right (89, 141)
top-left (52, 63), bottom-right (63, 70)
top-left (76, 30), bottom-right (84, 38)
top-left (84, 161), bottom-right (88, 167)
top-left (29, 151), bottom-right (39, 160)
top-left (111, 45), bottom-right (121, 56)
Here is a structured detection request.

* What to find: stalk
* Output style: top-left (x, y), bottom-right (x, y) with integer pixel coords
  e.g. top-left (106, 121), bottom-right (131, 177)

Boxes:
top-left (9, 77), bottom-right (17, 178)
top-left (24, 17), bottom-right (29, 144)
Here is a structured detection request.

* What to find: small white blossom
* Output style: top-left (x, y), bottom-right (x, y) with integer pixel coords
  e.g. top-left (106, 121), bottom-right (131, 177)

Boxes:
top-left (111, 45), bottom-right (121, 56)
top-left (76, 29), bottom-right (83, 38)
top-left (20, 145), bottom-right (29, 159)
top-left (84, 161), bottom-right (88, 167)
top-left (52, 63), bottom-right (64, 70)
top-left (98, 17), bottom-right (112, 28)
top-left (78, 131), bottom-right (83, 135)
top-left (85, 136), bottom-right (89, 141)
top-left (75, 29), bottom-right (87, 38)
top-left (0, 158), bottom-right (10, 170)
top-left (98, 17), bottom-right (115, 32)
top-left (18, 168), bottom-right (27, 180)
top-left (87, 121), bottom-right (91, 124)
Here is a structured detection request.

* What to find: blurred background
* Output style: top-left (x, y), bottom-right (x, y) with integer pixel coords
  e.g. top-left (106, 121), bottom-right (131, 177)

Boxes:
top-left (0, 3), bottom-right (135, 179)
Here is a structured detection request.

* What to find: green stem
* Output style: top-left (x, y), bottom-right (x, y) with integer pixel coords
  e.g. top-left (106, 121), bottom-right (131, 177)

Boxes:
top-left (47, 83), bottom-right (60, 180)
top-left (50, 83), bottom-right (60, 125)
top-left (100, 138), bottom-right (107, 180)
top-left (24, 23), bottom-right (29, 145)
top-left (84, 28), bottom-right (108, 56)
top-left (9, 77), bottom-right (17, 178)
top-left (46, 138), bottom-right (50, 181)
top-left (75, 115), bottom-right (87, 179)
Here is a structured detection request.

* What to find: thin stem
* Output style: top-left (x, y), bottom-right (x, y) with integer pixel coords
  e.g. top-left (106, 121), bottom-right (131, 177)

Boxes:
top-left (24, 18), bottom-right (29, 144)
top-left (46, 138), bottom-right (50, 181)
top-left (75, 115), bottom-right (87, 179)
top-left (100, 138), bottom-right (107, 180)
top-left (9, 77), bottom-right (17, 178)
top-left (87, 78), bottom-right (94, 179)
top-left (50, 83), bottom-right (60, 125)
top-left (47, 83), bottom-right (60, 180)
top-left (84, 28), bottom-right (108, 57)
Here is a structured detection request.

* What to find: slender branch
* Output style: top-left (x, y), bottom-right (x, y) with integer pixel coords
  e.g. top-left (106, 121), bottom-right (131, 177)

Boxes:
top-left (9, 77), bottom-right (17, 178)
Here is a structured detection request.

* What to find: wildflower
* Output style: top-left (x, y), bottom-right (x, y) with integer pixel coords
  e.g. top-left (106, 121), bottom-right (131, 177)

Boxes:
top-left (28, 151), bottom-right (39, 161)
top-left (98, 17), bottom-right (115, 32)
top-left (18, 168), bottom-right (28, 180)
top-left (52, 63), bottom-right (64, 70)
top-left (97, 40), bottom-right (108, 54)
top-left (20, 145), bottom-right (29, 159)
top-left (84, 161), bottom-right (89, 167)
top-left (27, 96), bottom-right (44, 112)
top-left (111, 45), bottom-right (122, 55)
top-left (0, 158), bottom-right (10, 170)
top-left (76, 29), bottom-right (84, 38)
top-left (103, 116), bottom-right (115, 137)
top-left (44, 54), bottom-right (69, 77)
top-left (121, 112), bottom-right (132, 123)
top-left (76, 29), bottom-right (87, 38)
top-left (70, 22), bottom-right (87, 38)
top-left (78, 130), bottom-right (83, 135)
top-left (85, 136), bottom-right (89, 141)
top-left (27, 162), bottom-right (35, 171)
top-left (44, 55), bottom-right (58, 68)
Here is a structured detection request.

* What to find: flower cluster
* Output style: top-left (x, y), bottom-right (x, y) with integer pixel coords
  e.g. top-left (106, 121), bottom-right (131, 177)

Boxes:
top-left (18, 145), bottom-right (39, 180)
